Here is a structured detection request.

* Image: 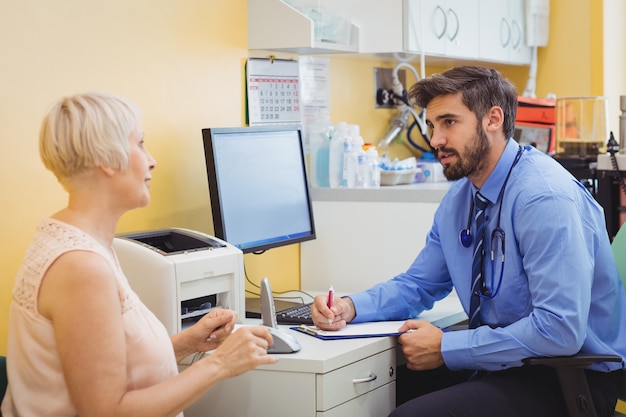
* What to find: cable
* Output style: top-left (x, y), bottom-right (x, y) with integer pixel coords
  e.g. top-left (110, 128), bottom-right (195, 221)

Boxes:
top-left (406, 118), bottom-right (433, 154)
top-left (243, 256), bottom-right (316, 304)
top-left (379, 61), bottom-right (430, 151)
top-left (390, 90), bottom-right (432, 153)
top-left (522, 46), bottom-right (538, 98)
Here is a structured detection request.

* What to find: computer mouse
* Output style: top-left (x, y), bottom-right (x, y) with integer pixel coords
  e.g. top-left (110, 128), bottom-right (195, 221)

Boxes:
top-left (266, 326), bottom-right (301, 354)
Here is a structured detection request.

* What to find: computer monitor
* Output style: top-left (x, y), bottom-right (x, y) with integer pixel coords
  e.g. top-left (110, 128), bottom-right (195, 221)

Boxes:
top-left (202, 125), bottom-right (316, 254)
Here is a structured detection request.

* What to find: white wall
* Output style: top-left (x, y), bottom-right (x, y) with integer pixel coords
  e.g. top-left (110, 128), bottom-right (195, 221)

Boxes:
top-left (604, 0), bottom-right (626, 142)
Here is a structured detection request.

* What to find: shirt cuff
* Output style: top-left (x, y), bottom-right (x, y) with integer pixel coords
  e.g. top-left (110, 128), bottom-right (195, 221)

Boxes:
top-left (347, 292), bottom-right (377, 323)
top-left (441, 329), bottom-right (473, 370)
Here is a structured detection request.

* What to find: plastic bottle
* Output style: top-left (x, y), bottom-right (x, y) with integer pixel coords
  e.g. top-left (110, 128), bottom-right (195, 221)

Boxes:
top-left (340, 134), bottom-right (354, 187)
top-left (346, 126), bottom-right (364, 188)
top-left (365, 147), bottom-right (380, 188)
top-left (309, 112), bottom-right (333, 187)
top-left (329, 121), bottom-right (349, 188)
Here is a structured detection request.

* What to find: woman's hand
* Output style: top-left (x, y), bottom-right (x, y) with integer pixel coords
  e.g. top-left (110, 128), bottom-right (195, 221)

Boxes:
top-left (192, 309), bottom-right (238, 352)
top-left (172, 308), bottom-right (238, 361)
top-left (207, 325), bottom-right (279, 379)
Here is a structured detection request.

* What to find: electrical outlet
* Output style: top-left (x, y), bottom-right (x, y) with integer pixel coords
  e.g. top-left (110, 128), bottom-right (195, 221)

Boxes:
top-left (374, 67), bottom-right (406, 109)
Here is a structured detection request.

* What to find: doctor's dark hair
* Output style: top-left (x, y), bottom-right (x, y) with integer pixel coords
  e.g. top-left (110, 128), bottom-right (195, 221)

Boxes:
top-left (39, 92), bottom-right (141, 188)
top-left (409, 66), bottom-right (518, 139)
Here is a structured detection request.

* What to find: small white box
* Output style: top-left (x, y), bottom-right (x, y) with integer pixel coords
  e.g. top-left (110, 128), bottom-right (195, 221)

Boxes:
top-left (417, 161), bottom-right (446, 182)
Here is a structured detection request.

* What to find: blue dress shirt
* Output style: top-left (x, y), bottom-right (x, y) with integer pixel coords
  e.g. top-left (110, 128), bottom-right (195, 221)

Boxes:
top-left (349, 139), bottom-right (626, 372)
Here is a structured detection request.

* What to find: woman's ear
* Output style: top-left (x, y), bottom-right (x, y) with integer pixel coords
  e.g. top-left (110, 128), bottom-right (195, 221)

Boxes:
top-left (98, 165), bottom-right (116, 177)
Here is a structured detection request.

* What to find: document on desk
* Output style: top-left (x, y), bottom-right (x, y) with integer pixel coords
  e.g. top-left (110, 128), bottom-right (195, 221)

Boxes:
top-left (292, 321), bottom-right (407, 340)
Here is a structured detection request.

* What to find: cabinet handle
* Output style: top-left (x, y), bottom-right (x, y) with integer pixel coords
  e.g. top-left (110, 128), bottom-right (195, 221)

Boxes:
top-left (433, 5), bottom-right (447, 40)
top-left (352, 372), bottom-right (377, 384)
top-left (511, 20), bottom-right (522, 49)
top-left (500, 18), bottom-right (511, 48)
top-left (446, 9), bottom-right (459, 42)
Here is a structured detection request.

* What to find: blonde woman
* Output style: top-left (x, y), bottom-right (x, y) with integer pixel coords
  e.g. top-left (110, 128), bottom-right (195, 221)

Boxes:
top-left (1, 92), bottom-right (277, 417)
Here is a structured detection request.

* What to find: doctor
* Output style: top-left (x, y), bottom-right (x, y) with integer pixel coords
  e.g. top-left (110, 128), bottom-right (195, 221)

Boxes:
top-left (311, 66), bottom-right (626, 417)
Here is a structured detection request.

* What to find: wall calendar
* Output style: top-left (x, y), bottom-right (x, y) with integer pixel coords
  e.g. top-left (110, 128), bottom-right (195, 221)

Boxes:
top-left (246, 57), bottom-right (301, 125)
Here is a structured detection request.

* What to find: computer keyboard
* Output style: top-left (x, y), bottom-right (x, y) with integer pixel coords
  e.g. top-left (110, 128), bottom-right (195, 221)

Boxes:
top-left (276, 302), bottom-right (314, 325)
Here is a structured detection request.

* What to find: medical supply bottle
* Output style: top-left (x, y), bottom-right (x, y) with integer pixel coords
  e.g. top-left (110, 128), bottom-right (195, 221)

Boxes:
top-left (329, 121), bottom-right (349, 188)
top-left (345, 125), bottom-right (364, 188)
top-left (340, 133), bottom-right (353, 187)
top-left (366, 147), bottom-right (381, 188)
top-left (309, 113), bottom-right (334, 187)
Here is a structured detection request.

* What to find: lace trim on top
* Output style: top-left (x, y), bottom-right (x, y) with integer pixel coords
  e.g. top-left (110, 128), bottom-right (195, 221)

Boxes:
top-left (12, 217), bottom-right (133, 315)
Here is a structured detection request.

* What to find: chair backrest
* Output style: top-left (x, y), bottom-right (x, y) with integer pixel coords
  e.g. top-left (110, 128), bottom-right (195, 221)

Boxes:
top-left (611, 224), bottom-right (626, 407)
top-left (612, 222), bottom-right (626, 289)
top-left (0, 355), bottom-right (6, 414)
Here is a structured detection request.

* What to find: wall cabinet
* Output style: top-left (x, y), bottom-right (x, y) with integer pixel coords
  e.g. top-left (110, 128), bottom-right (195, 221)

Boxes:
top-left (247, 0), bottom-right (359, 54)
top-left (479, 0), bottom-right (532, 64)
top-left (409, 0), bottom-right (479, 59)
top-left (248, 0), bottom-right (531, 65)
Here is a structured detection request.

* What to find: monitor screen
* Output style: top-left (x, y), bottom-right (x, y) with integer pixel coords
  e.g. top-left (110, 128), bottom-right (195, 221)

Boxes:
top-left (202, 125), bottom-right (316, 254)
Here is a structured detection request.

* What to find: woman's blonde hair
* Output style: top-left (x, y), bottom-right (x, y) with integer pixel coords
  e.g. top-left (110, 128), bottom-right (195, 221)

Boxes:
top-left (39, 92), bottom-right (141, 185)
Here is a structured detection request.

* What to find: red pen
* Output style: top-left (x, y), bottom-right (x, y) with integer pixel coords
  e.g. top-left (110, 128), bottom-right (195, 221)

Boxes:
top-left (327, 285), bottom-right (334, 325)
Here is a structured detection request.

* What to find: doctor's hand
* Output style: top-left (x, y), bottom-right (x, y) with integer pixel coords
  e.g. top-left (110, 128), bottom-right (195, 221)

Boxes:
top-left (397, 320), bottom-right (444, 371)
top-left (311, 295), bottom-right (356, 331)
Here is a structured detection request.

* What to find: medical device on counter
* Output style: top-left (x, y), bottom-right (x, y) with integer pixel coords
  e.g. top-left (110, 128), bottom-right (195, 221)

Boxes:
top-left (113, 228), bottom-right (245, 335)
top-left (376, 61), bottom-right (432, 154)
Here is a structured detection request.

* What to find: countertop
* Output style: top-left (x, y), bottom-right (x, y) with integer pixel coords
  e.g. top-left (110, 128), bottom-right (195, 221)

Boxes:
top-left (310, 181), bottom-right (452, 203)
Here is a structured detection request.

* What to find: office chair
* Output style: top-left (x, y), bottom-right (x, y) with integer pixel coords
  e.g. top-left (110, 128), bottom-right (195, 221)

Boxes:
top-left (523, 222), bottom-right (626, 417)
top-left (0, 355), bottom-right (6, 417)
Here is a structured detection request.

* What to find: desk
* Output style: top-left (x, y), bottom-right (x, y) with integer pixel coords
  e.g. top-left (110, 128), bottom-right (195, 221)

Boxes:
top-left (183, 294), bottom-right (466, 417)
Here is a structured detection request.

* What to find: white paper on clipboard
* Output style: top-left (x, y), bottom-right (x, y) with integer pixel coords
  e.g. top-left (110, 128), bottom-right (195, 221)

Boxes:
top-left (246, 58), bottom-right (302, 126)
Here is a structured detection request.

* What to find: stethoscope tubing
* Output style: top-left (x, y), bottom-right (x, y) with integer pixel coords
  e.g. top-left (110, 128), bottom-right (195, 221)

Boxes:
top-left (462, 145), bottom-right (525, 299)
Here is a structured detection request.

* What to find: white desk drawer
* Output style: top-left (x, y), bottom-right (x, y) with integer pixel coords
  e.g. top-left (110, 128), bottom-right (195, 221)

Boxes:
top-left (316, 347), bottom-right (396, 411)
top-left (318, 382), bottom-right (396, 417)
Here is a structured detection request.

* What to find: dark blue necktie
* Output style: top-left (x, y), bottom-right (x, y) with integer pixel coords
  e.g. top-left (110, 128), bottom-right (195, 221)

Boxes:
top-left (469, 192), bottom-right (489, 329)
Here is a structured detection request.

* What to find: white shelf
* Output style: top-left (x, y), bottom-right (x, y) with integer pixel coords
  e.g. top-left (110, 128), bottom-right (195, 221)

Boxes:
top-left (248, 0), bottom-right (359, 54)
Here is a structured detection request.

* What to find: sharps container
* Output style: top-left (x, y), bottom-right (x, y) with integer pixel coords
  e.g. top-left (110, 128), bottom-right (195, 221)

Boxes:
top-left (555, 96), bottom-right (609, 157)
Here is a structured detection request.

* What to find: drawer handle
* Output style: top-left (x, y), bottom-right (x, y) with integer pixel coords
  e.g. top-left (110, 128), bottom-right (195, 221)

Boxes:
top-left (352, 372), bottom-right (377, 384)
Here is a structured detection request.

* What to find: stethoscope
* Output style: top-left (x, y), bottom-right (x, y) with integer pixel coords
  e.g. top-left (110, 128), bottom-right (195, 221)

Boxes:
top-left (459, 145), bottom-right (524, 299)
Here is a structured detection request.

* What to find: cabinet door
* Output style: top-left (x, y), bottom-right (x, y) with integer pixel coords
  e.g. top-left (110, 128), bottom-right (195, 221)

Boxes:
top-left (418, 0), bottom-right (479, 59)
top-left (479, 0), bottom-right (531, 64)
top-left (507, 0), bottom-right (532, 64)
top-left (184, 368), bottom-right (317, 417)
top-left (444, 0), bottom-right (480, 59)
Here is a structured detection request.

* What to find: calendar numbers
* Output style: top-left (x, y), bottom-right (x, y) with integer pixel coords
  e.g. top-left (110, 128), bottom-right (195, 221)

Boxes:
top-left (247, 59), bottom-right (301, 125)
top-left (249, 77), bottom-right (300, 123)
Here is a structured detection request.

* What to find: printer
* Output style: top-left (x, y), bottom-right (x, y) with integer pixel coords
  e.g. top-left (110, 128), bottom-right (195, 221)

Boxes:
top-left (112, 228), bottom-right (244, 335)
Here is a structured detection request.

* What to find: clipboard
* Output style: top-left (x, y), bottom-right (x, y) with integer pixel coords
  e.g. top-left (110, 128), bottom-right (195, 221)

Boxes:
top-left (292, 321), bottom-right (407, 340)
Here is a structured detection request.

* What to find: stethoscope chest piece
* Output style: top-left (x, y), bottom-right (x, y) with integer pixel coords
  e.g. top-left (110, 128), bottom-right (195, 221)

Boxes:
top-left (459, 229), bottom-right (472, 248)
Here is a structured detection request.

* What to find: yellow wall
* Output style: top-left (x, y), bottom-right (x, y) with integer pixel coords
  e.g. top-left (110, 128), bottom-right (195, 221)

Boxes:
top-left (0, 0), bottom-right (252, 354)
top-left (0, 0), bottom-right (611, 356)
